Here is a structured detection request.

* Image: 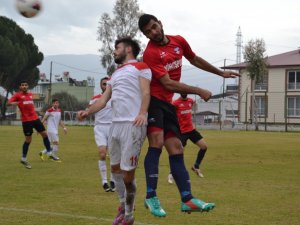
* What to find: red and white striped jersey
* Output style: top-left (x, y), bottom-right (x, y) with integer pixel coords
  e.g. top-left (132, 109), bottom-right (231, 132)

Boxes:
top-left (108, 60), bottom-right (152, 122)
top-left (45, 107), bottom-right (62, 134)
top-left (89, 94), bottom-right (112, 125)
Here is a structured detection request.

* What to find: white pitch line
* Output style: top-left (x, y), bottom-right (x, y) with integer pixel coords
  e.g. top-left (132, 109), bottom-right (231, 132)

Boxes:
top-left (0, 207), bottom-right (158, 225)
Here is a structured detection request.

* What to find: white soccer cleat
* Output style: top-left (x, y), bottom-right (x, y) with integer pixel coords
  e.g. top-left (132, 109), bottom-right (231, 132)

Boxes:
top-left (167, 173), bottom-right (174, 184)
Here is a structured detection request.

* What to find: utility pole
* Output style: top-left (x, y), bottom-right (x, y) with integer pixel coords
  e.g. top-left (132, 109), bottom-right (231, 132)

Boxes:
top-left (236, 26), bottom-right (242, 64)
top-left (222, 58), bottom-right (226, 98)
top-left (48, 61), bottom-right (53, 104)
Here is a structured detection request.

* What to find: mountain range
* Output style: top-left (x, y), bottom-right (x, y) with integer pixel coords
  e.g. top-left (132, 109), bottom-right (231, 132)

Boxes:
top-left (38, 54), bottom-right (236, 95)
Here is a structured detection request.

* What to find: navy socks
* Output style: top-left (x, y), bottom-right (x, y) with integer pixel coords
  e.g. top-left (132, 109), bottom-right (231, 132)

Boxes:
top-left (22, 142), bottom-right (30, 158)
top-left (194, 148), bottom-right (207, 169)
top-left (43, 137), bottom-right (52, 152)
top-left (144, 147), bottom-right (162, 199)
top-left (169, 154), bottom-right (193, 202)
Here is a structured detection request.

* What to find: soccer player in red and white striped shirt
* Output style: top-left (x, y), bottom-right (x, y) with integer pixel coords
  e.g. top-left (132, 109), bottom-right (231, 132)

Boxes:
top-left (40, 99), bottom-right (67, 161)
top-left (77, 37), bottom-right (151, 225)
top-left (89, 77), bottom-right (115, 193)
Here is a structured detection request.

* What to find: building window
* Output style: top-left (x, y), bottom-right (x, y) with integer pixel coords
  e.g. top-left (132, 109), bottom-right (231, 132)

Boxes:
top-left (287, 71), bottom-right (300, 90)
top-left (255, 96), bottom-right (266, 116)
top-left (287, 97), bottom-right (300, 117)
top-left (255, 73), bottom-right (268, 91)
top-left (225, 110), bottom-right (238, 118)
top-left (34, 101), bottom-right (44, 110)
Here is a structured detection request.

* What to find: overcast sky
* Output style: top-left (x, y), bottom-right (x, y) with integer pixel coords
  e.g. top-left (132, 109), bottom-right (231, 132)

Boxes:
top-left (1, 0), bottom-right (299, 94)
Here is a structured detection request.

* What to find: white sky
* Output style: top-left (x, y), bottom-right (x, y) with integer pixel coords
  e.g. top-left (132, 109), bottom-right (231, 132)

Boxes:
top-left (1, 0), bottom-right (299, 63)
top-left (1, 0), bottom-right (299, 94)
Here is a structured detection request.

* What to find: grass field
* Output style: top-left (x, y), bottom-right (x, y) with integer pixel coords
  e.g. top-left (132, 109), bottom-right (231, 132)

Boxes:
top-left (0, 125), bottom-right (299, 225)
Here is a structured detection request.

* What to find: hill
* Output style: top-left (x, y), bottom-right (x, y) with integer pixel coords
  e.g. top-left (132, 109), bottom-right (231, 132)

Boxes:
top-left (38, 54), bottom-right (236, 95)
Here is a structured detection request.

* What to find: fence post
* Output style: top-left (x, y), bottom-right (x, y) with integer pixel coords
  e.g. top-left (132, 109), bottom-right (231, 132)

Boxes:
top-left (265, 91), bottom-right (267, 131)
top-left (245, 91), bottom-right (248, 131)
top-left (219, 100), bottom-right (222, 130)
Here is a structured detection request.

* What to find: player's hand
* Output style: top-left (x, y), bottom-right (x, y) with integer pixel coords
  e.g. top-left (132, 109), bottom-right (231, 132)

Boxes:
top-left (63, 127), bottom-right (67, 134)
top-left (77, 110), bottom-right (88, 121)
top-left (222, 70), bottom-right (240, 78)
top-left (133, 114), bottom-right (147, 126)
top-left (197, 89), bottom-right (212, 102)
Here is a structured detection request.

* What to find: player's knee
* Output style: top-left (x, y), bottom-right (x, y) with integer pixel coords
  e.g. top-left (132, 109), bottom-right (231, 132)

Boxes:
top-left (25, 136), bottom-right (32, 143)
top-left (111, 164), bottom-right (121, 173)
top-left (148, 133), bottom-right (164, 148)
top-left (99, 152), bottom-right (106, 160)
top-left (201, 143), bottom-right (208, 150)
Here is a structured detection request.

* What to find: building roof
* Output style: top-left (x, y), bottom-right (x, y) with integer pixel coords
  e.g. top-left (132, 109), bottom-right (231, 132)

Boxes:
top-left (195, 111), bottom-right (219, 116)
top-left (223, 49), bottom-right (300, 70)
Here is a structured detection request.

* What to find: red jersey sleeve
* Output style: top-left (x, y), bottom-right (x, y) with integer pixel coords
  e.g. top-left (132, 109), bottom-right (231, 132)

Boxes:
top-left (8, 93), bottom-right (19, 103)
top-left (176, 35), bottom-right (196, 61)
top-left (143, 45), bottom-right (168, 80)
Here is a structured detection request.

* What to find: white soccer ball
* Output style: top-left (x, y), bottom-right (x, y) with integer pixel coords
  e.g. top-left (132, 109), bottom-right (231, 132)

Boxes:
top-left (15, 0), bottom-right (42, 18)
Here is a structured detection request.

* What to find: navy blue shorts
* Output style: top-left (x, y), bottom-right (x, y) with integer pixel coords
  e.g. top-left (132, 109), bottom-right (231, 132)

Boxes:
top-left (181, 129), bottom-right (203, 147)
top-left (147, 96), bottom-right (181, 139)
top-left (22, 119), bottom-right (45, 136)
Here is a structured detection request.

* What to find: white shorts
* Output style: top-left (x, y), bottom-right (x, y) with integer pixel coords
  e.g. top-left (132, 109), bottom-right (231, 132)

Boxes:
top-left (94, 124), bottom-right (111, 147)
top-left (47, 132), bottom-right (59, 143)
top-left (108, 122), bottom-right (146, 171)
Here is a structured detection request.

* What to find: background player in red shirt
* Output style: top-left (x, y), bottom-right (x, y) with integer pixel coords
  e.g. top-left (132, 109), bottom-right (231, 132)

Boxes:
top-left (7, 81), bottom-right (59, 169)
top-left (138, 14), bottom-right (240, 216)
top-left (168, 94), bottom-right (208, 184)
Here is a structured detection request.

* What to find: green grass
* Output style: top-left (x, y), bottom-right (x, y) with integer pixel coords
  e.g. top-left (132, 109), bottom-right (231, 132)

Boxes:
top-left (0, 126), bottom-right (299, 225)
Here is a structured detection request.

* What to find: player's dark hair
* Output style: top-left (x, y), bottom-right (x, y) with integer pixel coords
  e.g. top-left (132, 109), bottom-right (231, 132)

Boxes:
top-left (19, 80), bottom-right (28, 85)
top-left (52, 98), bottom-right (58, 103)
top-left (138, 14), bottom-right (159, 32)
top-left (115, 37), bottom-right (140, 58)
top-left (100, 76), bottom-right (109, 83)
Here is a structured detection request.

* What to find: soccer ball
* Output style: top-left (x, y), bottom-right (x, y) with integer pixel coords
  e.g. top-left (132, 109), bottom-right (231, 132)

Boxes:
top-left (15, 0), bottom-right (42, 18)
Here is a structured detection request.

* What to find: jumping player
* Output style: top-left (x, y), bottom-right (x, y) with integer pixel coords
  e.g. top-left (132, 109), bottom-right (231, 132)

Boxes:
top-left (138, 14), bottom-right (240, 216)
top-left (7, 80), bottom-right (59, 169)
top-left (77, 37), bottom-right (151, 225)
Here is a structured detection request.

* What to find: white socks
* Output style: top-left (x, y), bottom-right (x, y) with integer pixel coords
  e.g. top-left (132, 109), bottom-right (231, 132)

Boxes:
top-left (98, 160), bottom-right (108, 184)
top-left (111, 172), bottom-right (126, 205)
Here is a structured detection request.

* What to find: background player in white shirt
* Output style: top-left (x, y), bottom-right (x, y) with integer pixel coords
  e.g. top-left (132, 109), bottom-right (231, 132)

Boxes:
top-left (89, 77), bottom-right (115, 192)
top-left (40, 99), bottom-right (67, 161)
top-left (77, 37), bottom-right (151, 225)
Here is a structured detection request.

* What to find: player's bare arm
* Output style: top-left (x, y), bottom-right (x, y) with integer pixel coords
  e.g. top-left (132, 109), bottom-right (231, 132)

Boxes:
top-left (41, 114), bottom-right (49, 124)
top-left (134, 76), bottom-right (151, 126)
top-left (159, 74), bottom-right (212, 102)
top-left (190, 55), bottom-right (240, 78)
top-left (77, 85), bottom-right (112, 121)
top-left (59, 120), bottom-right (67, 134)
top-left (6, 101), bottom-right (18, 106)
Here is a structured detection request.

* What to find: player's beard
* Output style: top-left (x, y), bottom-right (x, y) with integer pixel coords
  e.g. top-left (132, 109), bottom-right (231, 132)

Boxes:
top-left (114, 50), bottom-right (126, 65)
top-left (21, 87), bottom-right (28, 93)
top-left (150, 28), bottom-right (165, 44)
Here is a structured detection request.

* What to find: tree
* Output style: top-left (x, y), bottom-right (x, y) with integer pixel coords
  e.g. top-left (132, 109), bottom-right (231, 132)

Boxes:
top-left (0, 16), bottom-right (43, 119)
top-left (243, 39), bottom-right (268, 130)
top-left (42, 91), bottom-right (88, 120)
top-left (97, 0), bottom-right (142, 75)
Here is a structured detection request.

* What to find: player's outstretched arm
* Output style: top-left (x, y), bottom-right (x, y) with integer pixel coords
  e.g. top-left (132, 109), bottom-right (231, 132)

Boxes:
top-left (159, 74), bottom-right (212, 102)
top-left (41, 114), bottom-right (49, 124)
top-left (77, 85), bottom-right (112, 121)
top-left (190, 56), bottom-right (240, 78)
